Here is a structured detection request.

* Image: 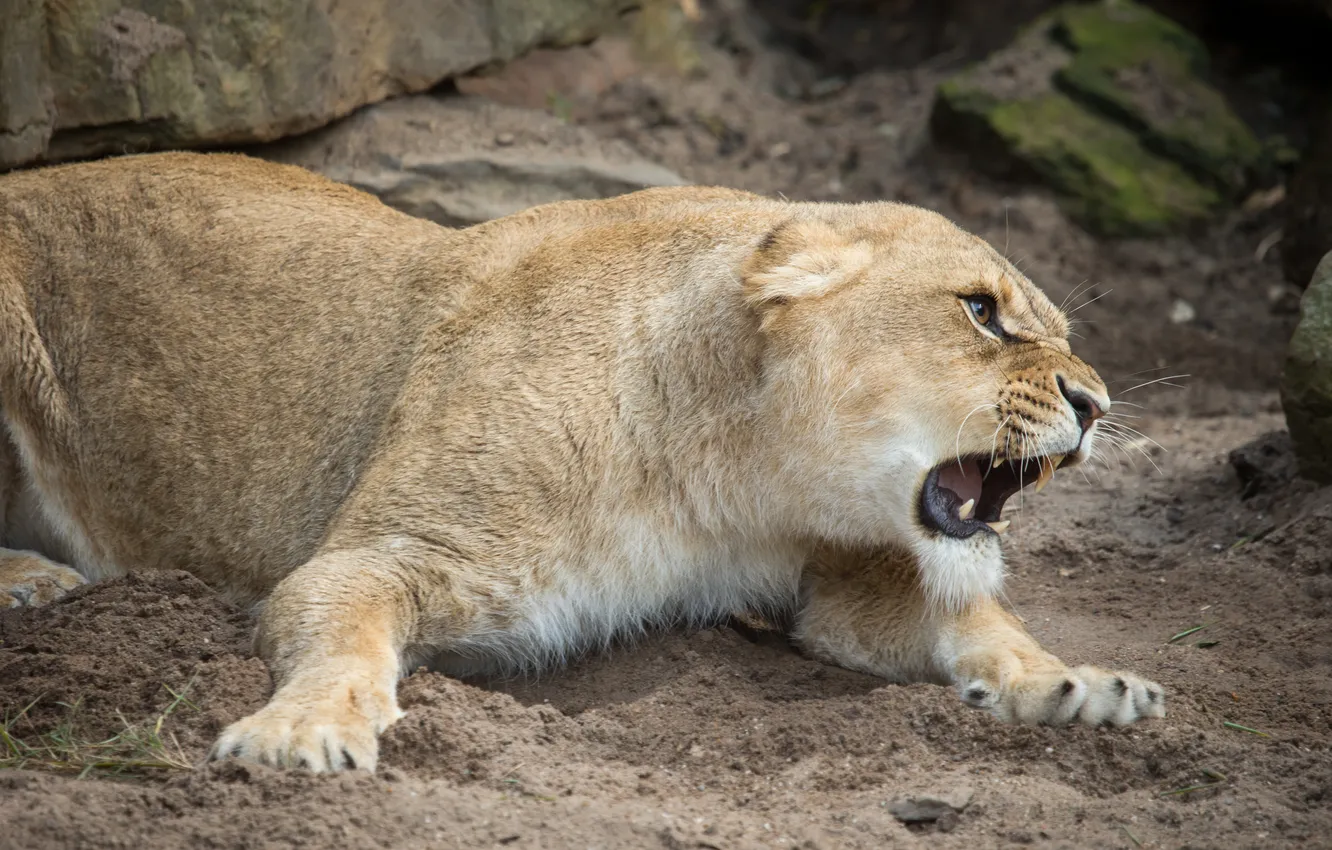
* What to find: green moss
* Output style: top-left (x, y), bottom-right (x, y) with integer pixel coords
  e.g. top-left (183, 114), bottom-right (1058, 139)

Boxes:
top-left (936, 78), bottom-right (999, 117)
top-left (987, 93), bottom-right (1218, 235)
top-left (1282, 252), bottom-right (1332, 483)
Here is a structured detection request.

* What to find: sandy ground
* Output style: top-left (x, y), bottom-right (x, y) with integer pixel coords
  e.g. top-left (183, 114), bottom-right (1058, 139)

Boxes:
top-left (2, 5), bottom-right (1330, 849)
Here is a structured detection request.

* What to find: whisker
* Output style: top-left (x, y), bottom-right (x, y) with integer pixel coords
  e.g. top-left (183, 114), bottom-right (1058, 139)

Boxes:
top-left (1094, 428), bottom-right (1135, 464)
top-left (1114, 374), bottom-right (1190, 396)
top-left (1111, 366), bottom-right (1175, 380)
top-left (1068, 288), bottom-right (1112, 314)
top-left (1100, 421), bottom-right (1168, 454)
top-left (1135, 447), bottom-right (1164, 476)
top-left (1017, 432), bottom-right (1029, 517)
top-left (1059, 279), bottom-right (1094, 313)
top-left (1003, 203), bottom-right (1011, 258)
top-left (956, 403), bottom-right (1000, 472)
top-left (998, 586), bottom-right (1025, 624)
top-left (989, 415), bottom-right (1011, 468)
top-left (1099, 436), bottom-right (1135, 470)
top-left (1111, 435), bottom-right (1164, 476)
top-left (1096, 424), bottom-right (1166, 475)
top-left (1027, 429), bottom-right (1059, 531)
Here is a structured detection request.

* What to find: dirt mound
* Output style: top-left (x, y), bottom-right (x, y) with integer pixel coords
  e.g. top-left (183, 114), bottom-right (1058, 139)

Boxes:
top-left (0, 570), bottom-right (261, 753)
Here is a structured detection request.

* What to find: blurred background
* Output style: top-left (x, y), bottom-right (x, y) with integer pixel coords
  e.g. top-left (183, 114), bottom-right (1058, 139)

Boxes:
top-left (2, 2), bottom-right (1330, 847)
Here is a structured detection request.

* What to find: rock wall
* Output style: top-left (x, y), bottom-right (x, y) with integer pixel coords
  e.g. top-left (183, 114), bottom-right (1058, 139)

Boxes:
top-left (0, 0), bottom-right (634, 171)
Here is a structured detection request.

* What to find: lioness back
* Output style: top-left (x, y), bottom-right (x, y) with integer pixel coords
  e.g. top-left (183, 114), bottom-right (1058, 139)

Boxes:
top-left (0, 154), bottom-right (454, 602)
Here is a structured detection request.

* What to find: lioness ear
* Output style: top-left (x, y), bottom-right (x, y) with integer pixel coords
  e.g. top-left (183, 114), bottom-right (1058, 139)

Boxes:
top-left (742, 218), bottom-right (874, 309)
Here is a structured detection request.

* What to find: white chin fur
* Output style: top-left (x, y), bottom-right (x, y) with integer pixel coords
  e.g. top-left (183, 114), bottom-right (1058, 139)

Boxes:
top-left (835, 443), bottom-right (1005, 611)
top-left (912, 532), bottom-right (1004, 612)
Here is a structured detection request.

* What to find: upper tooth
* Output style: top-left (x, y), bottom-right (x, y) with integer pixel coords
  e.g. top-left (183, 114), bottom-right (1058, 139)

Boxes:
top-left (1034, 463), bottom-right (1055, 493)
top-left (1033, 454), bottom-right (1067, 493)
top-left (958, 499), bottom-right (975, 520)
top-left (992, 456), bottom-right (1005, 469)
top-left (986, 520), bottom-right (1011, 534)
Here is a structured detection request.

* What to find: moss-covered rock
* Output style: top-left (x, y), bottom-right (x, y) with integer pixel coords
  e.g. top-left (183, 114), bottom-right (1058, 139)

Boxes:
top-left (931, 0), bottom-right (1261, 236)
top-left (0, 0), bottom-right (634, 171)
top-left (936, 83), bottom-right (1220, 236)
top-left (1052, 2), bottom-right (1261, 194)
top-left (1282, 251), bottom-right (1332, 484)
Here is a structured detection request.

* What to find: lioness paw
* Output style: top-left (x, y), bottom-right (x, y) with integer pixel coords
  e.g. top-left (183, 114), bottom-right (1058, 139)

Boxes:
top-left (210, 677), bottom-right (402, 773)
top-left (0, 555), bottom-right (86, 608)
top-left (959, 664), bottom-right (1165, 727)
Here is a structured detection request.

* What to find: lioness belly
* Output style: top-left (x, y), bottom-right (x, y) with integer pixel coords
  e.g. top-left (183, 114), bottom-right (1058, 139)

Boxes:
top-left (431, 524), bottom-right (806, 675)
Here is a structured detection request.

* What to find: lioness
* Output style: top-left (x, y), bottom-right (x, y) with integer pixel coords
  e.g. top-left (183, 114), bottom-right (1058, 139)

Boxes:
top-left (0, 152), bottom-right (1163, 772)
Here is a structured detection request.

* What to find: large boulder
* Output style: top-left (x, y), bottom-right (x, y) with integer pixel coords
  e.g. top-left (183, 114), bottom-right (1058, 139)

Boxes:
top-left (0, 0), bottom-right (633, 171)
top-left (1282, 250), bottom-right (1332, 484)
top-left (262, 95), bottom-right (687, 227)
top-left (931, 0), bottom-right (1263, 236)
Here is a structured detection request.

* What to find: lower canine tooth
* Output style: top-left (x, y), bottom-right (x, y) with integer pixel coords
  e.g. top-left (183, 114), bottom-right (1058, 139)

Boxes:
top-left (986, 520), bottom-right (1011, 534)
top-left (958, 499), bottom-right (975, 520)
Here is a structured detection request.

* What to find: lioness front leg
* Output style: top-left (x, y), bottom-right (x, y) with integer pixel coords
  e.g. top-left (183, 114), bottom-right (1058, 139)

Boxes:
top-left (795, 547), bottom-right (1165, 726)
top-left (211, 545), bottom-right (459, 772)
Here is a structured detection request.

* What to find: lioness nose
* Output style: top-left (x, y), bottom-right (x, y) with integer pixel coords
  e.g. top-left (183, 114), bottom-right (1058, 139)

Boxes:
top-left (1057, 376), bottom-right (1105, 433)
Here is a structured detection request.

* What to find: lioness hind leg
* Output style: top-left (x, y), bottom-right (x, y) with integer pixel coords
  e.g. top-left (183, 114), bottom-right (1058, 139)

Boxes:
top-left (0, 548), bottom-right (87, 608)
top-left (795, 546), bottom-right (1165, 726)
top-left (211, 543), bottom-right (471, 773)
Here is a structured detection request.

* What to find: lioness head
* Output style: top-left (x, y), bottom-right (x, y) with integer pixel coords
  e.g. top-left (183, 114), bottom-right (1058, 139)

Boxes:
top-left (742, 202), bottom-right (1109, 609)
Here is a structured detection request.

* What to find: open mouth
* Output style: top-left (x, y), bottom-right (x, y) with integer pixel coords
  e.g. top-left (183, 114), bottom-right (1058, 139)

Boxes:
top-left (918, 452), bottom-right (1072, 539)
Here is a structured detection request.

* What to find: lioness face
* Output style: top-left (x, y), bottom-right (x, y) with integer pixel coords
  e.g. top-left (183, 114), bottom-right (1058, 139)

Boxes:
top-left (744, 204), bottom-right (1109, 608)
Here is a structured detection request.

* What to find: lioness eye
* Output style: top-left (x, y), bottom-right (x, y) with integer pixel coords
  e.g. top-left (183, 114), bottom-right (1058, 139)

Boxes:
top-left (967, 295), bottom-right (996, 327)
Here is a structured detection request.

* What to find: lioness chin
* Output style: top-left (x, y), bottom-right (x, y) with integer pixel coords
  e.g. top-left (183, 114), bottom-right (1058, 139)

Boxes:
top-left (0, 152), bottom-right (1163, 772)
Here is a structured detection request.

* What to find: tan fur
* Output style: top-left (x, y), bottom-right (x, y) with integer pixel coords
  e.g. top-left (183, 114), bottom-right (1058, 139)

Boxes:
top-left (0, 152), bottom-right (1163, 772)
